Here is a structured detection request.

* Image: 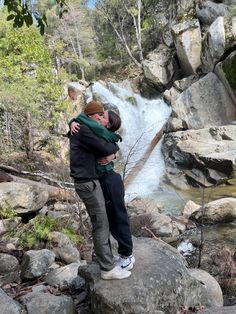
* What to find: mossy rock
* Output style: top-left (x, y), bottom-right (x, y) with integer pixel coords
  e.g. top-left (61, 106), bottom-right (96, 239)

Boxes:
top-left (223, 50), bottom-right (236, 91)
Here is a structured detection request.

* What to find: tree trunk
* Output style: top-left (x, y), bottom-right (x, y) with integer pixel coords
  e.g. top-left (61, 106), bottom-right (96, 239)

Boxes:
top-left (26, 111), bottom-right (34, 159)
top-left (124, 127), bottom-right (164, 188)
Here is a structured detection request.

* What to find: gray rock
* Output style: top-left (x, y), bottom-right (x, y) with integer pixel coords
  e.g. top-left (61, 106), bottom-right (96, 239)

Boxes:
top-left (162, 125), bottom-right (236, 188)
top-left (0, 253), bottom-right (20, 285)
top-left (0, 182), bottom-right (49, 214)
top-left (167, 72), bottom-right (236, 131)
top-left (171, 19), bottom-right (202, 76)
top-left (142, 44), bottom-right (176, 91)
top-left (21, 249), bottom-right (55, 279)
top-left (190, 198), bottom-right (236, 224)
top-left (0, 253), bottom-right (19, 274)
top-left (0, 217), bottom-right (21, 235)
top-left (50, 231), bottom-right (80, 264)
top-left (201, 17), bottom-right (225, 73)
top-left (201, 305), bottom-right (236, 314)
top-left (21, 291), bottom-right (75, 314)
top-left (78, 237), bottom-right (215, 314)
top-left (189, 268), bottom-right (223, 307)
top-left (196, 1), bottom-right (227, 25)
top-left (44, 262), bottom-right (86, 288)
top-left (0, 288), bottom-right (25, 314)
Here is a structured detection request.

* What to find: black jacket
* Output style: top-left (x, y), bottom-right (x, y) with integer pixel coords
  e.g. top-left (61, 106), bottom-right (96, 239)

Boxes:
top-left (69, 124), bottom-right (119, 181)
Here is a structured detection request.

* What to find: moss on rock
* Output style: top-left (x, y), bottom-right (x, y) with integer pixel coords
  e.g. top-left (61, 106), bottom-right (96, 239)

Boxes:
top-left (223, 51), bottom-right (236, 90)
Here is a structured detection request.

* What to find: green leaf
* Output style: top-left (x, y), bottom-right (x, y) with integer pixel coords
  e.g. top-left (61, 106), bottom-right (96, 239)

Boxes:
top-left (18, 17), bottom-right (24, 28)
top-left (7, 14), bottom-right (15, 21)
top-left (24, 14), bottom-right (33, 27)
top-left (39, 23), bottom-right (45, 36)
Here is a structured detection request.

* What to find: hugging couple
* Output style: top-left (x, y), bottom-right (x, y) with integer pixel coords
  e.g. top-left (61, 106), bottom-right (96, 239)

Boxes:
top-left (69, 100), bottom-right (134, 280)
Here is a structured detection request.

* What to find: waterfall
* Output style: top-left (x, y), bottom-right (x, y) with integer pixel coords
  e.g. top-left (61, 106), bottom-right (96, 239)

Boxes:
top-left (87, 81), bottom-right (172, 201)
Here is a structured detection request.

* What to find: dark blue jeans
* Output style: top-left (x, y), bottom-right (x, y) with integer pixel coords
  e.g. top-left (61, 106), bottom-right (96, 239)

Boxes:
top-left (99, 170), bottom-right (133, 257)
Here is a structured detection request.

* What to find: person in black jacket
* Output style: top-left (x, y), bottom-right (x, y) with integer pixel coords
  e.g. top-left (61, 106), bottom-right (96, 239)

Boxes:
top-left (71, 110), bottom-right (135, 271)
top-left (69, 100), bottom-right (131, 280)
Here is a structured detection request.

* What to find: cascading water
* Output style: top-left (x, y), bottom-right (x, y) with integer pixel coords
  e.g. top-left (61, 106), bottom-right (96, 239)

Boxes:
top-left (86, 80), bottom-right (172, 201)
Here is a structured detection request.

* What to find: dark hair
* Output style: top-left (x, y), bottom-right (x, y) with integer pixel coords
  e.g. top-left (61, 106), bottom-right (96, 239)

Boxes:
top-left (107, 110), bottom-right (121, 132)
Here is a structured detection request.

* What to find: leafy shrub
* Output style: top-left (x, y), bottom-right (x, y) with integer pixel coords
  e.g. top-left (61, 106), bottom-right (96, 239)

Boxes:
top-left (12, 215), bottom-right (83, 249)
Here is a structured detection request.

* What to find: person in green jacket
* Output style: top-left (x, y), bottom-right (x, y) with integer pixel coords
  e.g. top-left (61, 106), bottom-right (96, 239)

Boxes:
top-left (70, 108), bottom-right (135, 271)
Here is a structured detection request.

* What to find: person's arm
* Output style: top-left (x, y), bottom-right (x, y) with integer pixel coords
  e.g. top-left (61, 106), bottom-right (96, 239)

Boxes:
top-left (97, 154), bottom-right (116, 165)
top-left (79, 126), bottom-right (119, 157)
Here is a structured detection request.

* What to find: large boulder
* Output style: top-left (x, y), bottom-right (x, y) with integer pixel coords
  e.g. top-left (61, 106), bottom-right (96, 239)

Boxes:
top-left (142, 44), bottom-right (177, 91)
top-left (190, 197), bottom-right (236, 224)
top-left (201, 16), bottom-right (226, 73)
top-left (196, 1), bottom-right (227, 26)
top-left (215, 50), bottom-right (236, 106)
top-left (166, 72), bottom-right (236, 132)
top-left (171, 19), bottom-right (202, 76)
top-left (78, 237), bottom-right (215, 314)
top-left (162, 125), bottom-right (236, 188)
top-left (0, 182), bottom-right (49, 214)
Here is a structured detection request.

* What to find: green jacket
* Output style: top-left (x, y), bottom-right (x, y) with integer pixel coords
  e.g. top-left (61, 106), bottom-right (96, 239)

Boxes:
top-left (73, 113), bottom-right (121, 176)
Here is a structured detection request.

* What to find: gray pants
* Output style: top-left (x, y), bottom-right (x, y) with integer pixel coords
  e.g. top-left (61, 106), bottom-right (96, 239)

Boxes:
top-left (75, 180), bottom-right (114, 271)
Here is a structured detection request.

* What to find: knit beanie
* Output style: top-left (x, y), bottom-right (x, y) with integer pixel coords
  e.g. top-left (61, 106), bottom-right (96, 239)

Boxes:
top-left (84, 100), bottom-right (104, 115)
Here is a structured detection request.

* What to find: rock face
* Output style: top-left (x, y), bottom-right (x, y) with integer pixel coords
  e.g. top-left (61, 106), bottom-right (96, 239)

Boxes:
top-left (78, 237), bottom-right (214, 314)
top-left (166, 72), bottom-right (236, 131)
top-left (162, 125), bottom-right (236, 188)
top-left (201, 16), bottom-right (225, 73)
top-left (171, 19), bottom-right (202, 76)
top-left (142, 44), bottom-right (176, 91)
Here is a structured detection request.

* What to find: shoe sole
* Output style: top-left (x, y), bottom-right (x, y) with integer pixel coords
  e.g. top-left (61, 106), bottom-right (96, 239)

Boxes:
top-left (101, 272), bottom-right (131, 280)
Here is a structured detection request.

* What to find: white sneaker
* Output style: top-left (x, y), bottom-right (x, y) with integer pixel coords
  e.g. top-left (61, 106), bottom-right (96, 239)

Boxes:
top-left (115, 255), bottom-right (135, 271)
top-left (101, 265), bottom-right (131, 280)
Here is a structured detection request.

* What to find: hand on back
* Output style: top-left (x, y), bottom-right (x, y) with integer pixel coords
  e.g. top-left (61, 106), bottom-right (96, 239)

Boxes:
top-left (71, 121), bottom-right (80, 135)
